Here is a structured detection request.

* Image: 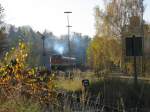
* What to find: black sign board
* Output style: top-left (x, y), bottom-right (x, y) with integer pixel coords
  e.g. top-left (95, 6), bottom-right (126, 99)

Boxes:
top-left (82, 79), bottom-right (89, 87)
top-left (125, 36), bottom-right (143, 56)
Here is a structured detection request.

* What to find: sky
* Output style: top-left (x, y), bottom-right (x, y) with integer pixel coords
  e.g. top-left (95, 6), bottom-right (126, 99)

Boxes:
top-left (0, 0), bottom-right (150, 37)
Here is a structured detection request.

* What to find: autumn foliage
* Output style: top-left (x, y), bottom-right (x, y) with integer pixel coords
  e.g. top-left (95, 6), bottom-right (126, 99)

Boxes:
top-left (87, 36), bottom-right (121, 74)
top-left (0, 41), bottom-right (56, 105)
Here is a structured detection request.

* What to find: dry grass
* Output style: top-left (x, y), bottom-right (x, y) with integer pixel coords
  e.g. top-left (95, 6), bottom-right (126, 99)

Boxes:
top-left (54, 72), bottom-right (96, 92)
top-left (55, 79), bottom-right (82, 91)
top-left (0, 99), bottom-right (40, 112)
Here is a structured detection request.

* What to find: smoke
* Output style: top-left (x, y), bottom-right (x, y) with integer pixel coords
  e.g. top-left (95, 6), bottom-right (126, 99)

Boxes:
top-left (54, 44), bottom-right (64, 54)
top-left (43, 33), bottom-right (90, 60)
top-left (73, 36), bottom-right (80, 45)
top-left (44, 35), bottom-right (68, 55)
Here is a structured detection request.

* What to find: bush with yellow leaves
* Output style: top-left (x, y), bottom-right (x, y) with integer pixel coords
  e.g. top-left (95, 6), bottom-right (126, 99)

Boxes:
top-left (0, 40), bottom-right (56, 106)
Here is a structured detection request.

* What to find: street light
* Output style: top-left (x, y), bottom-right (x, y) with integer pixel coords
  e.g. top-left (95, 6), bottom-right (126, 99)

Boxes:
top-left (37, 31), bottom-right (46, 56)
top-left (64, 11), bottom-right (72, 58)
top-left (41, 35), bottom-right (46, 56)
top-left (37, 31), bottom-right (48, 69)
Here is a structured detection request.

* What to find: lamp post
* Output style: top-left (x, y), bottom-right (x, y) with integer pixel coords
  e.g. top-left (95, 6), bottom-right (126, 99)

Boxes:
top-left (37, 32), bottom-right (46, 56)
top-left (37, 32), bottom-right (47, 68)
top-left (41, 35), bottom-right (46, 56)
top-left (64, 11), bottom-right (72, 58)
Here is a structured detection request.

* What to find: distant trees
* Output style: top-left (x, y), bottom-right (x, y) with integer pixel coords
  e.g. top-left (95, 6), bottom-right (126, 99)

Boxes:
top-left (0, 4), bottom-right (9, 58)
top-left (71, 33), bottom-right (91, 65)
top-left (0, 4), bottom-right (4, 24)
top-left (7, 26), bottom-right (43, 67)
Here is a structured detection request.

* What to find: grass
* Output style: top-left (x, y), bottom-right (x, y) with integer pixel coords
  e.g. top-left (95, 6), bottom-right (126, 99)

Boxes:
top-left (55, 75), bottom-right (150, 111)
top-left (55, 79), bottom-right (82, 91)
top-left (0, 99), bottom-right (40, 112)
top-left (1, 72), bottom-right (150, 112)
top-left (88, 78), bottom-right (150, 110)
top-left (55, 72), bottom-right (96, 92)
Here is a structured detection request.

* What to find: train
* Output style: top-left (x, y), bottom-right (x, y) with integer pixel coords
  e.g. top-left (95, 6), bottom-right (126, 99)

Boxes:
top-left (50, 54), bottom-right (76, 71)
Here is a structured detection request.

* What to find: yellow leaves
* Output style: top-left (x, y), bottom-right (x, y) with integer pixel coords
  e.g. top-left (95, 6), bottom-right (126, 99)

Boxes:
top-left (0, 41), bottom-right (29, 81)
top-left (87, 36), bottom-right (121, 70)
top-left (28, 69), bottom-right (35, 75)
top-left (0, 40), bottom-right (56, 104)
top-left (15, 74), bottom-right (20, 79)
top-left (19, 42), bottom-right (25, 49)
top-left (11, 47), bottom-right (14, 50)
top-left (47, 79), bottom-right (55, 90)
top-left (22, 53), bottom-right (28, 59)
top-left (130, 16), bottom-right (140, 27)
top-left (16, 58), bottom-right (19, 62)
top-left (107, 2), bottom-right (115, 17)
top-left (5, 52), bottom-right (8, 56)
top-left (3, 41), bottom-right (29, 67)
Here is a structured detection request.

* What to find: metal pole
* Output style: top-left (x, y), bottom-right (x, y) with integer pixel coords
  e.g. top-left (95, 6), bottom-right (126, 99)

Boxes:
top-left (133, 35), bottom-right (137, 85)
top-left (41, 35), bottom-right (46, 68)
top-left (64, 11), bottom-right (72, 58)
top-left (141, 0), bottom-right (145, 74)
top-left (67, 15), bottom-right (71, 58)
top-left (42, 35), bottom-right (46, 56)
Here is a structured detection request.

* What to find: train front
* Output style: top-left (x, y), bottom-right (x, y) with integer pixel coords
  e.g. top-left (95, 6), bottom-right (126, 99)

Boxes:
top-left (50, 54), bottom-right (76, 71)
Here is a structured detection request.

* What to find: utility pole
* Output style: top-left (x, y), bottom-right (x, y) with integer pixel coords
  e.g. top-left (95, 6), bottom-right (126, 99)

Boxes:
top-left (64, 11), bottom-right (72, 58)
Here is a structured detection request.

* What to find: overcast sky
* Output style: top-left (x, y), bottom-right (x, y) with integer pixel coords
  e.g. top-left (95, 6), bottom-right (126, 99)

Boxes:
top-left (0, 0), bottom-right (150, 37)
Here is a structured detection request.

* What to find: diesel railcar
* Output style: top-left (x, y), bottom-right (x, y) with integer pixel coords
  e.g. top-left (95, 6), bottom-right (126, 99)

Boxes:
top-left (50, 54), bottom-right (76, 71)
